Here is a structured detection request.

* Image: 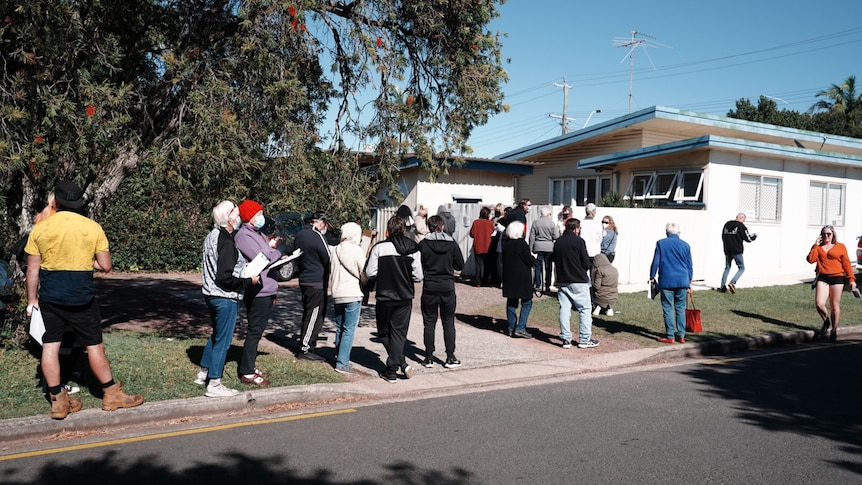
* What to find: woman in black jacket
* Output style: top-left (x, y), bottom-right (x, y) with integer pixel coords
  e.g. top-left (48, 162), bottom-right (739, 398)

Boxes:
top-left (501, 221), bottom-right (536, 338)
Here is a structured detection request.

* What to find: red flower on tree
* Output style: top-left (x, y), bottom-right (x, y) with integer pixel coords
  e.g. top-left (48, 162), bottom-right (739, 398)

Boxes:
top-left (288, 5), bottom-right (296, 17)
top-left (376, 37), bottom-right (383, 47)
top-left (86, 105), bottom-right (96, 117)
top-left (34, 135), bottom-right (44, 144)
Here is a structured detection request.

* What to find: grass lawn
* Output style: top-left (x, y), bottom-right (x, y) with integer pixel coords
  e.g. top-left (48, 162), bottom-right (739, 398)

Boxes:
top-left (0, 332), bottom-right (343, 421)
top-left (479, 282), bottom-right (862, 346)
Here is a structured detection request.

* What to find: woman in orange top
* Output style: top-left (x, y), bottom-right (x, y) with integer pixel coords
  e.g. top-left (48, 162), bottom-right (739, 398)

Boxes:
top-left (807, 225), bottom-right (857, 341)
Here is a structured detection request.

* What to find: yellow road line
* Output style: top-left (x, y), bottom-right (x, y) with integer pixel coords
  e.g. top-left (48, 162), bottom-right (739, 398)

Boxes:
top-left (704, 341), bottom-right (857, 365)
top-left (0, 408), bottom-right (355, 462)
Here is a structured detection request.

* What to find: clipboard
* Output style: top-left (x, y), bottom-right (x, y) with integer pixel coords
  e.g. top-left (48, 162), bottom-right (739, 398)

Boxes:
top-left (241, 253), bottom-right (270, 278)
top-left (268, 248), bottom-right (302, 270)
top-left (242, 248), bottom-right (303, 277)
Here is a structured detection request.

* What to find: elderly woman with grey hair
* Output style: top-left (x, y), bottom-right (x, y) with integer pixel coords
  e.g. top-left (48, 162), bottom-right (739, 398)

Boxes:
top-left (198, 201), bottom-right (259, 397)
top-left (501, 221), bottom-right (536, 338)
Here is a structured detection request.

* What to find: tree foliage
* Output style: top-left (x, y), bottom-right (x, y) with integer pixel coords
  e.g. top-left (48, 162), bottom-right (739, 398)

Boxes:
top-left (728, 75), bottom-right (862, 139)
top-left (1, 0), bottom-right (509, 248)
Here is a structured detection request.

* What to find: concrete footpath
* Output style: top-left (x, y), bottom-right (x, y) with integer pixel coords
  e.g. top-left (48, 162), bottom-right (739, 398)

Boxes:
top-left (1, 271), bottom-right (858, 448)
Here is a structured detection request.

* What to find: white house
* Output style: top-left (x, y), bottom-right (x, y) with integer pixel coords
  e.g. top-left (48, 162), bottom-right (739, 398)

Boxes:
top-left (497, 106), bottom-right (862, 286)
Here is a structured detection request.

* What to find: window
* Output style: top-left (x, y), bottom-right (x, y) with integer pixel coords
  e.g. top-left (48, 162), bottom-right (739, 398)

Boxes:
top-left (808, 182), bottom-right (844, 227)
top-left (739, 174), bottom-right (782, 222)
top-left (550, 176), bottom-right (610, 205)
top-left (550, 179), bottom-right (573, 206)
top-left (625, 170), bottom-right (704, 204)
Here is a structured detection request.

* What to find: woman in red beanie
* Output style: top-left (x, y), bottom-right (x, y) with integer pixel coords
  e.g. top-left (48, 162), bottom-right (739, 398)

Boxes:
top-left (233, 199), bottom-right (285, 385)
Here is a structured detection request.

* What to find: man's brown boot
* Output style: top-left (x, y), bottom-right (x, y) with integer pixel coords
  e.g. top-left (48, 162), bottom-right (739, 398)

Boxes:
top-left (50, 388), bottom-right (83, 419)
top-left (101, 381), bottom-right (144, 411)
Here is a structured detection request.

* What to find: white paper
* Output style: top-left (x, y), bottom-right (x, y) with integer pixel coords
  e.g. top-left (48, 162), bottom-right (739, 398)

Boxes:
top-left (269, 248), bottom-right (302, 269)
top-left (241, 252), bottom-right (271, 278)
top-left (29, 307), bottom-right (45, 345)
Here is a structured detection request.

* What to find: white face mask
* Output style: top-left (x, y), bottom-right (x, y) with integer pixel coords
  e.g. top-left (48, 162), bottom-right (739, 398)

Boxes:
top-left (252, 214), bottom-right (266, 229)
top-left (232, 217), bottom-right (242, 231)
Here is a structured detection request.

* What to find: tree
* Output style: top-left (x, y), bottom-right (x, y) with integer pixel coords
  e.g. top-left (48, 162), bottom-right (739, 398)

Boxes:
top-left (809, 75), bottom-right (862, 138)
top-left (1, 0), bottom-right (509, 241)
top-left (809, 75), bottom-right (860, 115)
top-left (726, 96), bottom-right (813, 129)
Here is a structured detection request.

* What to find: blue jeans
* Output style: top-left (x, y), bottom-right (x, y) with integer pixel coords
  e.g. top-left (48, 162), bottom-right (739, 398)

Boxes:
top-left (557, 283), bottom-right (593, 343)
top-left (660, 288), bottom-right (688, 339)
top-left (534, 251), bottom-right (553, 290)
top-left (720, 253), bottom-right (745, 289)
top-left (506, 298), bottom-right (532, 333)
top-left (334, 300), bottom-right (362, 369)
top-left (201, 297), bottom-right (239, 379)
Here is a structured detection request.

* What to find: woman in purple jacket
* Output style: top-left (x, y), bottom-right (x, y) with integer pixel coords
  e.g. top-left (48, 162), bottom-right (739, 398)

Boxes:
top-left (234, 200), bottom-right (285, 386)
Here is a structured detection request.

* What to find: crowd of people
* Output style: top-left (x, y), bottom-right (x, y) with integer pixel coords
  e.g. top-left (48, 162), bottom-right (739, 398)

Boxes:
top-left (22, 181), bottom-right (852, 414)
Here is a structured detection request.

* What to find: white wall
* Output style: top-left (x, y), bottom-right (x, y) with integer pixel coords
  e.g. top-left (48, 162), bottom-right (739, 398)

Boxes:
top-left (414, 179), bottom-right (513, 215)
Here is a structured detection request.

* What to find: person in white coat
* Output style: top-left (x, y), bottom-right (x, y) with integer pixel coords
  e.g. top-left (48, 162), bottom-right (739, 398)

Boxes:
top-left (329, 222), bottom-right (366, 375)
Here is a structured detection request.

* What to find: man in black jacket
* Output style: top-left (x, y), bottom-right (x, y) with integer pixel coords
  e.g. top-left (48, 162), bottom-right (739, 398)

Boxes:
top-left (418, 215), bottom-right (465, 369)
top-left (720, 213), bottom-right (756, 294)
top-left (553, 218), bottom-right (599, 349)
top-left (295, 211), bottom-right (331, 360)
top-left (364, 215), bottom-right (423, 382)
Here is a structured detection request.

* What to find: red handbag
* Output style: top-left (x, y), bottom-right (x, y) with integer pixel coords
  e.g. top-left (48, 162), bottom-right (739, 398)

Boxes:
top-left (685, 291), bottom-right (703, 333)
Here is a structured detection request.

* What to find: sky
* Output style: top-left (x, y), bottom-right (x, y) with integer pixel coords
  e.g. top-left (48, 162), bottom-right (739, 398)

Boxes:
top-left (464, 0), bottom-right (862, 158)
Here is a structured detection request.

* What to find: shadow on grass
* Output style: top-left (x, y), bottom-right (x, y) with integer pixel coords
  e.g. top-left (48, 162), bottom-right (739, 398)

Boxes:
top-left (0, 450), bottom-right (478, 484)
top-left (591, 316), bottom-right (664, 341)
top-left (730, 310), bottom-right (810, 331)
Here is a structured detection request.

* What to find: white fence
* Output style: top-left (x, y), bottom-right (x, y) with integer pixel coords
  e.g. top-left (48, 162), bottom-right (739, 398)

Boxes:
top-left (373, 203), bottom-right (840, 287)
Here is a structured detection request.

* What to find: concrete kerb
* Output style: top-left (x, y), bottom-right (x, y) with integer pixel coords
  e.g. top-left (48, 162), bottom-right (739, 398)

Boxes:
top-left (4, 324), bottom-right (858, 447)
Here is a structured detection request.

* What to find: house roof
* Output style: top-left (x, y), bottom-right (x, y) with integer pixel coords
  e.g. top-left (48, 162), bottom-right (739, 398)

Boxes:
top-left (353, 151), bottom-right (539, 175)
top-left (497, 105), bottom-right (862, 162)
top-left (578, 134), bottom-right (862, 170)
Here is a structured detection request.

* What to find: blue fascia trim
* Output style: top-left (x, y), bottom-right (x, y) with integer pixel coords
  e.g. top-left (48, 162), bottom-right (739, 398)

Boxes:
top-left (577, 135), bottom-right (862, 169)
top-left (399, 156), bottom-right (534, 174)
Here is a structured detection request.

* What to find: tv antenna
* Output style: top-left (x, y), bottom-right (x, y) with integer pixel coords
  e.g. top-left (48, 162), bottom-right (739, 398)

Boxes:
top-left (612, 29), bottom-right (671, 113)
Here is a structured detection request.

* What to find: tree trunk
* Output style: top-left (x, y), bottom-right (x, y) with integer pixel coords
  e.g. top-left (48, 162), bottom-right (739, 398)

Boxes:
top-left (89, 140), bottom-right (142, 219)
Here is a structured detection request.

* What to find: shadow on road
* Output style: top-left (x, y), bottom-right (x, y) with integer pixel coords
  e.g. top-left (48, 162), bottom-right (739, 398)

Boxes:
top-left (683, 341), bottom-right (862, 476)
top-left (1, 450), bottom-right (477, 484)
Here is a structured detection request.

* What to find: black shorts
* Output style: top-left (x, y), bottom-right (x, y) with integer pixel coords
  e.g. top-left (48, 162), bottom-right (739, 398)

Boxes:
top-left (818, 274), bottom-right (846, 286)
top-left (40, 299), bottom-right (103, 346)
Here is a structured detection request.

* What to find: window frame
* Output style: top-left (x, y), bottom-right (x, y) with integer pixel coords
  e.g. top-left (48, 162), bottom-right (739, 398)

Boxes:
top-left (739, 174), bottom-right (782, 223)
top-left (808, 181), bottom-right (845, 227)
top-left (549, 175), bottom-right (611, 206)
top-left (624, 169), bottom-right (704, 203)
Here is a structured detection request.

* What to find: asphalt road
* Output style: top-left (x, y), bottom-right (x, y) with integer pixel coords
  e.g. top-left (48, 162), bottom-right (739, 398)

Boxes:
top-left (2, 339), bottom-right (859, 484)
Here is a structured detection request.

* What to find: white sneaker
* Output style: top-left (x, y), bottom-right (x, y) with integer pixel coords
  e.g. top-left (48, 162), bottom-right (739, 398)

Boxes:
top-left (194, 370), bottom-right (208, 385)
top-left (63, 384), bottom-right (80, 394)
top-left (606, 308), bottom-right (614, 316)
top-left (592, 306), bottom-right (601, 315)
top-left (205, 383), bottom-right (239, 397)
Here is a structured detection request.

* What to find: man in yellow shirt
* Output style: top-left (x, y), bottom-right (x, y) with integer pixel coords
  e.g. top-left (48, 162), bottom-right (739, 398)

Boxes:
top-left (25, 179), bottom-right (144, 419)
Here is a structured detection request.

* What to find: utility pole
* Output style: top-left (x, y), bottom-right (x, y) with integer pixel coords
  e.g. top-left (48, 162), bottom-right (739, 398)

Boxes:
top-left (549, 77), bottom-right (576, 135)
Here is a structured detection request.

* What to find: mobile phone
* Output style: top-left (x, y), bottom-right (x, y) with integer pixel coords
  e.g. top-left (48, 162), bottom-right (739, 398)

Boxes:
top-left (853, 288), bottom-right (861, 299)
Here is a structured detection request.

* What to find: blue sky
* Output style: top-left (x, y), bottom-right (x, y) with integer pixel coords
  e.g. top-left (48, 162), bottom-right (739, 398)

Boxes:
top-left (465, 0), bottom-right (862, 158)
